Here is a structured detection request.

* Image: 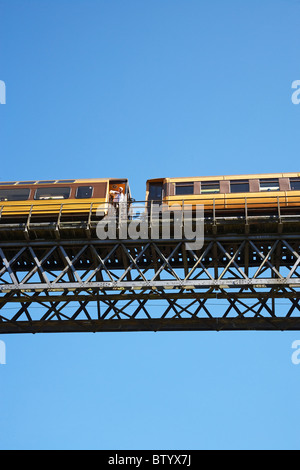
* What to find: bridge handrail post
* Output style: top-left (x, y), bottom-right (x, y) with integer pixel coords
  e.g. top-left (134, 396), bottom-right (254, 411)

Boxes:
top-left (277, 196), bottom-right (282, 224)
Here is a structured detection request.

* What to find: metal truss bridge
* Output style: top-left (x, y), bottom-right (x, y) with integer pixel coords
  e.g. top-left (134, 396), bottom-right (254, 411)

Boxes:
top-left (0, 199), bottom-right (300, 333)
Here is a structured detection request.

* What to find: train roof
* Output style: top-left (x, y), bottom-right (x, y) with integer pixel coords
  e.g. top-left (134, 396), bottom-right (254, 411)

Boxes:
top-left (147, 172), bottom-right (300, 183)
top-left (0, 178), bottom-right (129, 186)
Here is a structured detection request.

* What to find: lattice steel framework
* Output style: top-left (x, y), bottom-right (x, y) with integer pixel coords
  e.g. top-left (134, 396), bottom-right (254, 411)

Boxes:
top-left (0, 209), bottom-right (300, 333)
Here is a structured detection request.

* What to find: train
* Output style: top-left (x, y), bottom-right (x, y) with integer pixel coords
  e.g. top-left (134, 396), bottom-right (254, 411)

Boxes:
top-left (0, 178), bottom-right (132, 220)
top-left (146, 172), bottom-right (300, 213)
top-left (0, 172), bottom-right (299, 221)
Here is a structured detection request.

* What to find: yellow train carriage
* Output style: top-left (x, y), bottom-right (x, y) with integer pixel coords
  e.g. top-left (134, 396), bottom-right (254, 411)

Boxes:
top-left (146, 173), bottom-right (300, 214)
top-left (0, 178), bottom-right (131, 221)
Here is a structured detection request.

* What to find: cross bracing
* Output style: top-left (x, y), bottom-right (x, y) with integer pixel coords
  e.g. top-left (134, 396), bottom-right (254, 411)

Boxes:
top-left (0, 208), bottom-right (300, 333)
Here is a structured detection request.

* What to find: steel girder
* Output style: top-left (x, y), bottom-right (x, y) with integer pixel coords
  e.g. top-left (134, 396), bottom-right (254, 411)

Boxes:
top-left (0, 229), bottom-right (300, 333)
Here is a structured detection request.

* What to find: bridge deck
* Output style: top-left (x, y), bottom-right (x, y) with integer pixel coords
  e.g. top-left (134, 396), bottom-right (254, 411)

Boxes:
top-left (0, 209), bottom-right (299, 333)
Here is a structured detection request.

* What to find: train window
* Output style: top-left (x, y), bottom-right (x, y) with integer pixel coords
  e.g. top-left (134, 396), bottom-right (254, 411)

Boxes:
top-left (201, 181), bottom-right (220, 194)
top-left (259, 179), bottom-right (279, 191)
top-left (18, 181), bottom-right (36, 185)
top-left (76, 186), bottom-right (93, 198)
top-left (1, 182), bottom-right (16, 185)
top-left (38, 180), bottom-right (56, 184)
top-left (0, 188), bottom-right (30, 201)
top-left (175, 183), bottom-right (194, 195)
top-left (148, 183), bottom-right (163, 201)
top-left (230, 180), bottom-right (249, 193)
top-left (57, 180), bottom-right (76, 183)
top-left (290, 178), bottom-right (300, 190)
top-left (34, 187), bottom-right (70, 200)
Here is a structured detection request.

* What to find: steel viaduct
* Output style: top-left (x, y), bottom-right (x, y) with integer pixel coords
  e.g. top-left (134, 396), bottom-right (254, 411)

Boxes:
top-left (0, 201), bottom-right (299, 334)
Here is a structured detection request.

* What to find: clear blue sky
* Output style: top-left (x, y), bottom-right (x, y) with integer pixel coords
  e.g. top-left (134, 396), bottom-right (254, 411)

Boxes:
top-left (1, 0), bottom-right (300, 450)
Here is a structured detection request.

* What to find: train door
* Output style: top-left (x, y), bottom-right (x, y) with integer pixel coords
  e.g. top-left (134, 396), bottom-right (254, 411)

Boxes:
top-left (148, 182), bottom-right (163, 203)
top-left (108, 179), bottom-right (132, 219)
top-left (108, 179), bottom-right (131, 203)
top-left (147, 181), bottom-right (164, 220)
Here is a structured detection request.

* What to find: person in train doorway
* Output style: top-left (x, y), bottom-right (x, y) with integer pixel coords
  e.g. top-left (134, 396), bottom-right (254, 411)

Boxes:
top-left (110, 187), bottom-right (124, 206)
top-left (109, 187), bottom-right (125, 218)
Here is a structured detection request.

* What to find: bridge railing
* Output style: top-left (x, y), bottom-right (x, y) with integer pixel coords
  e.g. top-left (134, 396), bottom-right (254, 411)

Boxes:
top-left (0, 193), bottom-right (299, 228)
